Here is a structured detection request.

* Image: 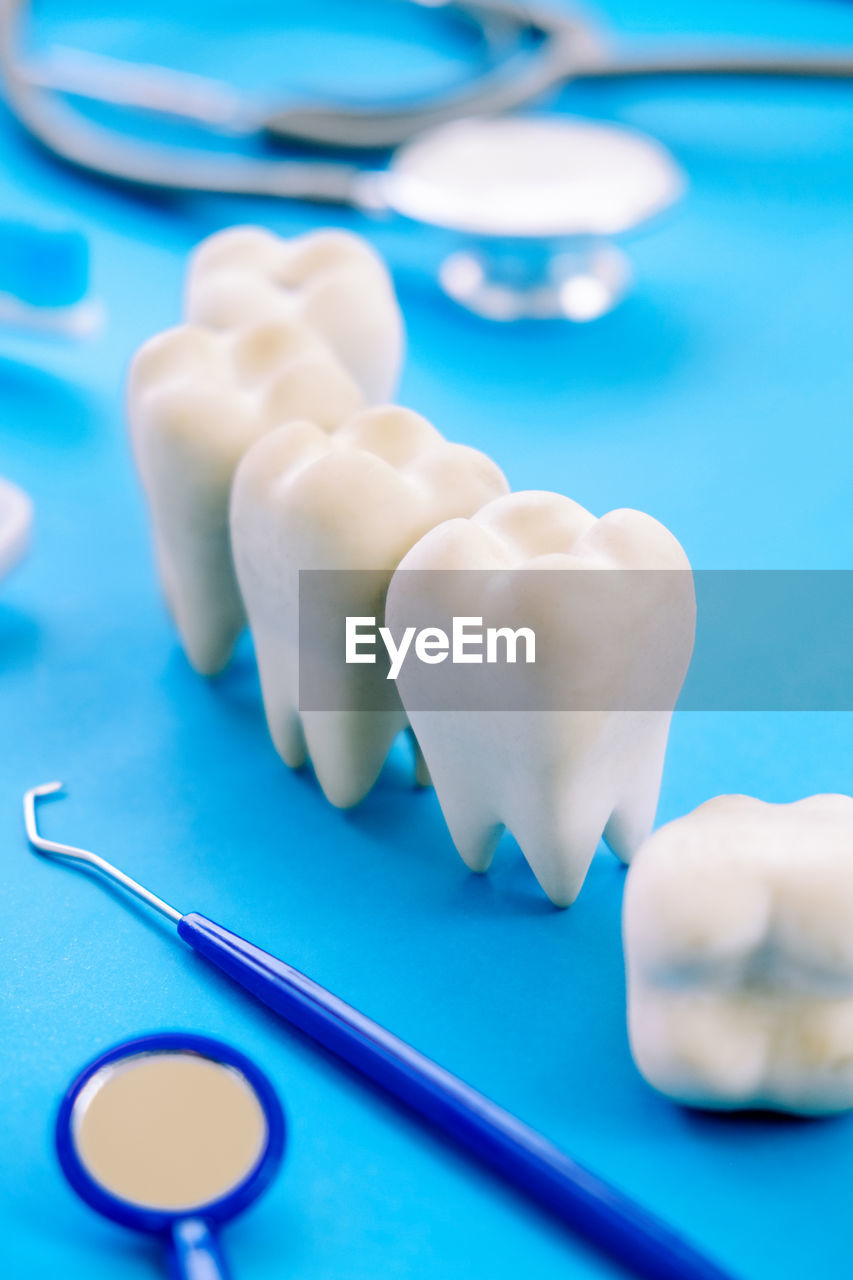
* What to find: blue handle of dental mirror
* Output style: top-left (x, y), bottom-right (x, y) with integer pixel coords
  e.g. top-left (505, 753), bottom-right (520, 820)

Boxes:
top-left (177, 913), bottom-right (734, 1280)
top-left (167, 1217), bottom-right (231, 1280)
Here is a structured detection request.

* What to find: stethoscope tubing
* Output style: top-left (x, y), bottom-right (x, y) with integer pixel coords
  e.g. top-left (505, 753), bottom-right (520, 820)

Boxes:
top-left (0, 0), bottom-right (851, 205)
top-left (0, 0), bottom-right (365, 204)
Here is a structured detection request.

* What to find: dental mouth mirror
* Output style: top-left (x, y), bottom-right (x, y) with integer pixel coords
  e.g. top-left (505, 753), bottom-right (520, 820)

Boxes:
top-left (56, 1032), bottom-right (285, 1279)
top-left (27, 782), bottom-right (731, 1280)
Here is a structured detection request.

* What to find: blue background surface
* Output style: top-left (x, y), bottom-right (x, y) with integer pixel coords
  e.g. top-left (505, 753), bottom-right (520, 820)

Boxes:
top-left (1, 2), bottom-right (852, 1277)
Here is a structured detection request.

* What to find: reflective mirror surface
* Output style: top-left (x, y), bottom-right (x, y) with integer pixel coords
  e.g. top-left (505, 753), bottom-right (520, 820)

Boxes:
top-left (71, 1050), bottom-right (268, 1212)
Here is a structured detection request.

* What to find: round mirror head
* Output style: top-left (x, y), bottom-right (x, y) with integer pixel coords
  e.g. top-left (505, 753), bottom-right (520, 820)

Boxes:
top-left (57, 1034), bottom-right (285, 1234)
top-left (385, 115), bottom-right (685, 239)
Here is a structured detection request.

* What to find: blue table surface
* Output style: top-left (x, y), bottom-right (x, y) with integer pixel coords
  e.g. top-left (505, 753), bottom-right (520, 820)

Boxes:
top-left (2, 2), bottom-right (852, 1277)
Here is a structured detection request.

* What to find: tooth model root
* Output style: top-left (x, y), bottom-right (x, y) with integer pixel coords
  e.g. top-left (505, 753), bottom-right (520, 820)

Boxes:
top-left (505, 781), bottom-right (616, 908)
top-left (440, 801), bottom-right (504, 876)
top-left (303, 712), bottom-right (407, 809)
top-left (436, 789), bottom-right (605, 906)
top-left (160, 535), bottom-right (245, 677)
top-left (271, 709), bottom-right (309, 772)
top-left (407, 730), bottom-right (432, 788)
top-left (602, 718), bottom-right (672, 862)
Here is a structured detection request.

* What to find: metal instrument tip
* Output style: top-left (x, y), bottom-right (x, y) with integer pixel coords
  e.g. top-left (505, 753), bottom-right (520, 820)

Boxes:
top-left (22, 782), bottom-right (182, 924)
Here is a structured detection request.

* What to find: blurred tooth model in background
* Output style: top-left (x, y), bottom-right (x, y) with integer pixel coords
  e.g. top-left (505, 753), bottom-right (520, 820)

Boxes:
top-left (128, 225), bottom-right (404, 675)
top-left (624, 794), bottom-right (853, 1115)
top-left (230, 407), bottom-right (509, 808)
top-left (386, 491), bottom-right (695, 906)
top-left (184, 227), bottom-right (405, 402)
top-left (128, 318), bottom-right (365, 674)
top-left (0, 475), bottom-right (32, 581)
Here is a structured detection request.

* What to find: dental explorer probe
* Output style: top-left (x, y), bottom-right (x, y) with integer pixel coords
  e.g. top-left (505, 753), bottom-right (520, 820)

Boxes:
top-left (24, 782), bottom-right (734, 1280)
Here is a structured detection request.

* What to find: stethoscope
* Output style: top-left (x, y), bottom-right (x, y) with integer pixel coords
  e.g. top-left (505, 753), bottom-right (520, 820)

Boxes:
top-left (0, 0), bottom-right (850, 321)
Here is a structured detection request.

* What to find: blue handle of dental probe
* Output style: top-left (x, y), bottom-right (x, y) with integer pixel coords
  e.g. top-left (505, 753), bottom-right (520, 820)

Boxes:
top-left (177, 913), bottom-right (734, 1280)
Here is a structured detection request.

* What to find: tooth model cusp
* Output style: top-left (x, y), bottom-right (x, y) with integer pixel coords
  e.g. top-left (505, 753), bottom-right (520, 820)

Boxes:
top-left (624, 794), bottom-right (853, 1114)
top-left (184, 226), bottom-right (404, 403)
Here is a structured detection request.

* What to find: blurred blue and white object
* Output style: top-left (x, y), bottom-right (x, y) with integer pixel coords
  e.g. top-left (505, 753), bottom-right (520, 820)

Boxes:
top-left (379, 115), bottom-right (684, 320)
top-left (0, 218), bottom-right (98, 336)
top-left (0, 0), bottom-right (851, 321)
top-left (0, 476), bottom-right (32, 580)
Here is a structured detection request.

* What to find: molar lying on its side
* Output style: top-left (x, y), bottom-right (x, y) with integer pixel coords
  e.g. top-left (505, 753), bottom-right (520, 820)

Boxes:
top-left (624, 794), bottom-right (853, 1114)
top-left (128, 318), bottom-right (364, 675)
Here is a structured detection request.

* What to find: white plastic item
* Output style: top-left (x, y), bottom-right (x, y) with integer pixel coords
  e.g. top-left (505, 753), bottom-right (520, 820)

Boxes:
top-left (0, 476), bottom-right (32, 580)
top-left (624, 794), bottom-right (853, 1115)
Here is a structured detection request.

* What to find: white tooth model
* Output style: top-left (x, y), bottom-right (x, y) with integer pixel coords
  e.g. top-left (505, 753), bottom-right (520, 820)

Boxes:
top-left (128, 319), bottom-right (364, 674)
top-left (184, 226), bottom-right (404, 403)
top-left (624, 794), bottom-right (853, 1115)
top-left (0, 476), bottom-right (32, 581)
top-left (385, 490), bottom-right (695, 907)
top-left (229, 406), bottom-right (509, 808)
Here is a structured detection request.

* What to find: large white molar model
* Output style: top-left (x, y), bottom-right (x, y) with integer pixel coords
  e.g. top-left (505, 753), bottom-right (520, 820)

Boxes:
top-left (385, 490), bottom-right (696, 907)
top-left (184, 226), bottom-right (404, 404)
top-left (128, 318), bottom-right (365, 675)
top-left (624, 793), bottom-right (853, 1115)
top-left (229, 406), bottom-right (509, 808)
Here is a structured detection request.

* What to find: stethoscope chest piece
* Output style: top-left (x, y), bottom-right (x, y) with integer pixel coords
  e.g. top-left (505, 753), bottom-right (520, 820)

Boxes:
top-left (381, 116), bottom-right (686, 321)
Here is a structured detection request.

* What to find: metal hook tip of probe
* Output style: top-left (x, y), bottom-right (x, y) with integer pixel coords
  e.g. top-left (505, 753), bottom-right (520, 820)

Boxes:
top-left (23, 781), bottom-right (183, 924)
top-left (23, 779), bottom-right (64, 844)
top-left (28, 777), bottom-right (63, 798)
